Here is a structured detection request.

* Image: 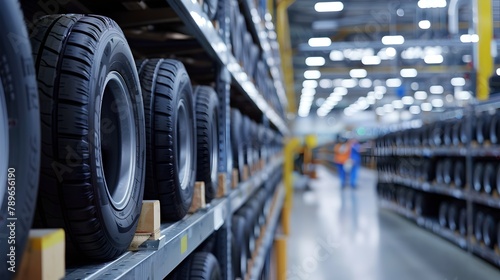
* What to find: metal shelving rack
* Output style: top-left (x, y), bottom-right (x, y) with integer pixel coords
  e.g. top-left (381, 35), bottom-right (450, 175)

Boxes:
top-left (166, 0), bottom-right (289, 135)
top-left (375, 99), bottom-right (500, 266)
top-left (33, 0), bottom-right (291, 278)
top-left (65, 157), bottom-right (284, 279)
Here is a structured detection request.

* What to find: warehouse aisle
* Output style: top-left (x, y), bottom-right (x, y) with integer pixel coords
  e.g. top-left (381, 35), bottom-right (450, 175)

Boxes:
top-left (287, 165), bottom-right (500, 280)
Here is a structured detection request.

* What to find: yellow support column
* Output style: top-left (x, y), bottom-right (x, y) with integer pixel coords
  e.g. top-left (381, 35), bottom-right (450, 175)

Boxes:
top-left (274, 235), bottom-right (287, 280)
top-left (282, 137), bottom-right (299, 235)
top-left (276, 0), bottom-right (296, 114)
top-left (474, 0), bottom-right (493, 100)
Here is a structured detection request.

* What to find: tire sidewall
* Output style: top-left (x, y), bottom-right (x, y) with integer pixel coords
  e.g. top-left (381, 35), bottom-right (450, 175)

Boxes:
top-left (89, 27), bottom-right (145, 248)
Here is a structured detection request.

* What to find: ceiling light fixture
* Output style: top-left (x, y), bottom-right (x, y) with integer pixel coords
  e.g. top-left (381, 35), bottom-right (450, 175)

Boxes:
top-left (349, 69), bottom-right (368, 78)
top-left (414, 91), bottom-right (428, 100)
top-left (319, 79), bottom-right (333, 88)
top-left (455, 90), bottom-right (471, 100)
top-left (418, 0), bottom-right (446, 9)
top-left (334, 87), bottom-right (348, 96)
top-left (341, 79), bottom-right (357, 88)
top-left (497, 68), bottom-right (500, 75)
top-left (314, 1), bottom-right (344, 12)
top-left (301, 88), bottom-right (316, 96)
top-left (303, 80), bottom-right (318, 88)
top-left (460, 34), bottom-right (479, 43)
top-left (330, 50), bottom-right (344, 61)
top-left (400, 68), bottom-right (418, 78)
top-left (430, 85), bottom-right (444, 94)
top-left (304, 70), bottom-right (321, 79)
top-left (308, 37), bottom-right (331, 47)
top-left (305, 56), bottom-right (326, 66)
top-left (383, 104), bottom-right (394, 113)
top-left (421, 102), bottom-right (433, 112)
top-left (451, 77), bottom-right (466, 87)
top-left (409, 105), bottom-right (421, 114)
top-left (431, 99), bottom-right (444, 108)
top-left (392, 100), bottom-right (404, 109)
top-left (386, 78), bottom-right (402, 88)
top-left (402, 96), bottom-right (414, 105)
top-left (424, 54), bottom-right (443, 64)
top-left (362, 56), bottom-right (382, 65)
top-left (381, 35), bottom-right (405, 45)
top-left (359, 78), bottom-right (373, 88)
top-left (418, 20), bottom-right (431, 29)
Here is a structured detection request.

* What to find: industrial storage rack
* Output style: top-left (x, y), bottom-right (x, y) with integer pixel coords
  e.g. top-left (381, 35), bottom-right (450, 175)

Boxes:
top-left (375, 98), bottom-right (500, 267)
top-left (20, 0), bottom-right (291, 278)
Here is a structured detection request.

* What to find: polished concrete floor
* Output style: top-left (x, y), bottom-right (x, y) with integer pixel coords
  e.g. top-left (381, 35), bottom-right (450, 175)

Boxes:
top-left (287, 165), bottom-right (500, 280)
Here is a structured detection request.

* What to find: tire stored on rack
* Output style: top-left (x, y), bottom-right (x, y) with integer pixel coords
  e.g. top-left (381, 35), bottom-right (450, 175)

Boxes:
top-left (137, 59), bottom-right (196, 220)
top-left (231, 215), bottom-right (248, 279)
top-left (476, 113), bottom-right (490, 145)
top-left (454, 160), bottom-right (465, 188)
top-left (0, 0), bottom-right (40, 277)
top-left (447, 203), bottom-right (459, 231)
top-left (473, 162), bottom-right (484, 192)
top-left (169, 252), bottom-right (222, 280)
top-left (31, 15), bottom-right (145, 260)
top-left (474, 212), bottom-right (485, 242)
top-left (231, 109), bottom-right (245, 180)
top-left (442, 159), bottom-right (453, 185)
top-left (490, 113), bottom-right (500, 145)
top-left (194, 86), bottom-right (219, 202)
top-left (482, 214), bottom-right (496, 248)
top-left (438, 202), bottom-right (448, 228)
top-left (459, 207), bottom-right (467, 236)
top-left (482, 162), bottom-right (496, 195)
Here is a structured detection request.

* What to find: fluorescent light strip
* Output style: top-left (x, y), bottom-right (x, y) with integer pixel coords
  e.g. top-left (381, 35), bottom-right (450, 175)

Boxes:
top-left (382, 35), bottom-right (405, 45)
top-left (308, 37), bottom-right (331, 47)
top-left (400, 68), bottom-right (418, 78)
top-left (314, 1), bottom-right (344, 12)
top-left (305, 56), bottom-right (326, 66)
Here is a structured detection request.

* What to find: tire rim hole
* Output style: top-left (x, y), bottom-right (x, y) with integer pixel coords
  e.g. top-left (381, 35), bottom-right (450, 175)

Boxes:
top-left (101, 71), bottom-right (136, 210)
top-left (177, 99), bottom-right (192, 190)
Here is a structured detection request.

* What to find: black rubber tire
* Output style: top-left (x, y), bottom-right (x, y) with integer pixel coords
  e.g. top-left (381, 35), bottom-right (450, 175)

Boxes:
top-left (242, 115), bottom-right (253, 167)
top-left (31, 15), bottom-right (146, 260)
top-left (452, 121), bottom-right (463, 146)
top-left (137, 59), bottom-right (196, 221)
top-left (443, 122), bottom-right (453, 146)
top-left (476, 113), bottom-right (490, 145)
top-left (414, 193), bottom-right (425, 216)
top-left (430, 122), bottom-right (443, 146)
top-left (460, 117), bottom-right (471, 144)
top-left (170, 252), bottom-right (222, 280)
top-left (473, 162), bottom-right (484, 192)
top-left (194, 86), bottom-right (219, 202)
top-left (483, 162), bottom-right (496, 195)
top-left (438, 202), bottom-right (448, 228)
top-left (459, 208), bottom-right (467, 236)
top-left (442, 159), bottom-right (453, 185)
top-left (0, 1), bottom-right (40, 277)
top-left (495, 165), bottom-right (500, 195)
top-left (489, 113), bottom-right (500, 145)
top-left (447, 203), bottom-right (459, 231)
top-left (231, 215), bottom-right (248, 279)
top-left (453, 160), bottom-right (465, 188)
top-left (235, 206), bottom-right (257, 259)
top-left (435, 160), bottom-right (444, 184)
top-left (231, 109), bottom-right (245, 180)
top-left (475, 212), bottom-right (485, 242)
top-left (483, 215), bottom-right (496, 248)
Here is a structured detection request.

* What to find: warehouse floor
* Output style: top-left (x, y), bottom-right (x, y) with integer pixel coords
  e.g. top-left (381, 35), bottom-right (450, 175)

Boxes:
top-left (287, 165), bottom-right (500, 280)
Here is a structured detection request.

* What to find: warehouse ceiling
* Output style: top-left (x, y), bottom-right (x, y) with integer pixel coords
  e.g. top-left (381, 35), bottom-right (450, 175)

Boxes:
top-left (287, 0), bottom-right (500, 120)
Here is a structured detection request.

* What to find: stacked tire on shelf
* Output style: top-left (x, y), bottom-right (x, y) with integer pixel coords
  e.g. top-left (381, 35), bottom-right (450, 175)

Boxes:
top-left (0, 9), bottom-right (221, 275)
top-left (1, 0), bottom-right (286, 278)
top-left (0, 1), bottom-right (41, 278)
